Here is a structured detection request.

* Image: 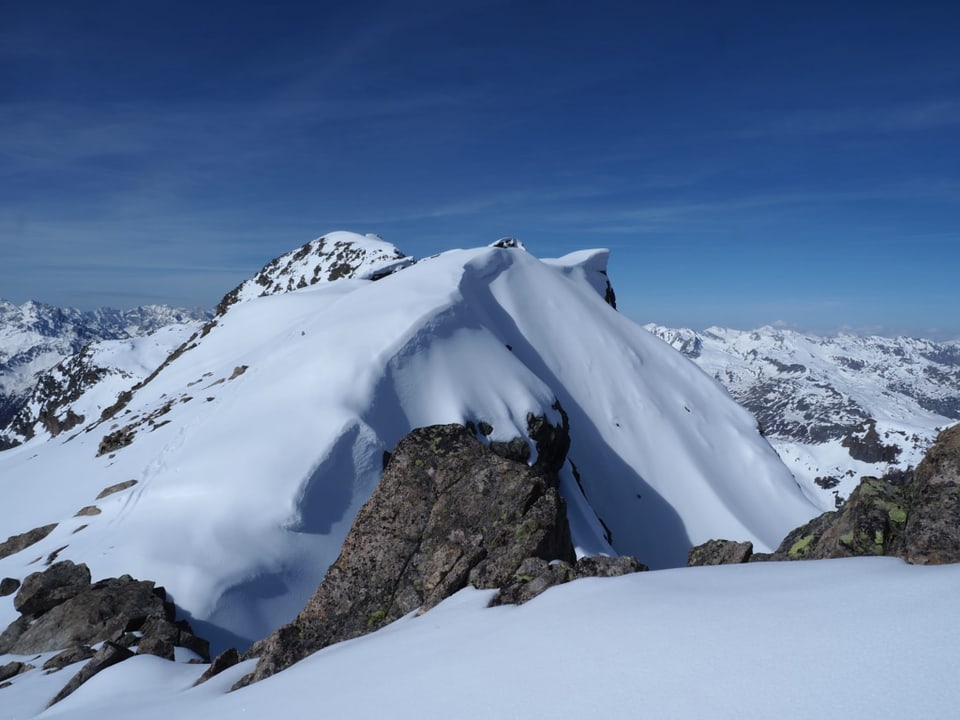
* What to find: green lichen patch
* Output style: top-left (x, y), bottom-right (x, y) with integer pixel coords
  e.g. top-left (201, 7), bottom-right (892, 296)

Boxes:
top-left (888, 506), bottom-right (907, 524)
top-left (788, 534), bottom-right (815, 558)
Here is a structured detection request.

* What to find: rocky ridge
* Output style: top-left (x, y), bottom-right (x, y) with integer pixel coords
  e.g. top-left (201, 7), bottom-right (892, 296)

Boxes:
top-left (689, 423), bottom-right (960, 566)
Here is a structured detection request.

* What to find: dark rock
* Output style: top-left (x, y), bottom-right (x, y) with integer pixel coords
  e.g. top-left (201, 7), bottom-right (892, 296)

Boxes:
top-left (841, 420), bottom-right (901, 464)
top-left (14, 560), bottom-right (92, 616)
top-left (240, 423), bottom-right (575, 686)
top-left (903, 424), bottom-right (960, 564)
top-left (492, 555), bottom-right (647, 606)
top-left (113, 632), bottom-right (141, 648)
top-left (194, 648), bottom-right (241, 686)
top-left (74, 506), bottom-right (101, 517)
top-left (0, 523), bottom-right (58, 560)
top-left (7, 575), bottom-right (168, 654)
top-left (43, 645), bottom-right (96, 672)
top-left (140, 617), bottom-right (180, 644)
top-left (687, 539), bottom-right (754, 566)
top-left (573, 555), bottom-right (647, 578)
top-left (0, 577), bottom-right (20, 597)
top-left (0, 661), bottom-right (33, 682)
top-left (48, 642), bottom-right (133, 707)
top-left (177, 630), bottom-right (211, 662)
top-left (136, 636), bottom-right (175, 660)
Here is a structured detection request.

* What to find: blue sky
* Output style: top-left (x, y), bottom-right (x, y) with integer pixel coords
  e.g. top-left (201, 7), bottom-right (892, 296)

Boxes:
top-left (1, 0), bottom-right (958, 338)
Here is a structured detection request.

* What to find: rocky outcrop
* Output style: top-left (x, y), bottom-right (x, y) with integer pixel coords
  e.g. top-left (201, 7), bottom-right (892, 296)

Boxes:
top-left (757, 424), bottom-right (960, 563)
top-left (0, 560), bottom-right (212, 705)
top-left (0, 561), bottom-right (209, 659)
top-left (687, 539), bottom-right (754, 566)
top-left (240, 421), bottom-right (602, 687)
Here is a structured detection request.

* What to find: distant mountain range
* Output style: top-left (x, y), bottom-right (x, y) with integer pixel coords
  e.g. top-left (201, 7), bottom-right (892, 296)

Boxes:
top-left (0, 299), bottom-right (210, 435)
top-left (645, 324), bottom-right (960, 510)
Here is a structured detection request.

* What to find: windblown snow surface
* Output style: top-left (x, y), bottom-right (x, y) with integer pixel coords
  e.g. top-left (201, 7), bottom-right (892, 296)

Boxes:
top-left (6, 235), bottom-right (954, 717)
top-left (5, 558), bottom-right (959, 720)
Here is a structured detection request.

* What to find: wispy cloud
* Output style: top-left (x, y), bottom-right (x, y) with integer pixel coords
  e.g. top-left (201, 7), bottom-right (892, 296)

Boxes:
top-left (733, 99), bottom-right (960, 138)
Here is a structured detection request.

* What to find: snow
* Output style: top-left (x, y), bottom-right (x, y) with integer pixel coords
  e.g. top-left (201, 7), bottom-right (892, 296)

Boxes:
top-left (3, 558), bottom-right (958, 719)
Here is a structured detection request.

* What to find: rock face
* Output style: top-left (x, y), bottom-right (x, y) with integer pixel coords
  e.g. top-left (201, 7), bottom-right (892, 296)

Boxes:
top-left (762, 424), bottom-right (960, 563)
top-left (242, 423), bottom-right (581, 686)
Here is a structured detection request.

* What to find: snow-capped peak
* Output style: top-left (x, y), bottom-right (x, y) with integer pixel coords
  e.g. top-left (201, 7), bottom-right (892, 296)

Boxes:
top-left (215, 231), bottom-right (415, 315)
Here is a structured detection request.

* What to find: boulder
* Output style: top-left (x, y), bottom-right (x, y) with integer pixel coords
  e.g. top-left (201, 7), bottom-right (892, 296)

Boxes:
top-left (0, 577), bottom-right (20, 597)
top-left (136, 637), bottom-right (175, 661)
top-left (14, 560), bottom-right (91, 616)
top-left (7, 574), bottom-right (170, 654)
top-left (687, 539), bottom-right (754, 566)
top-left (240, 422), bottom-right (576, 686)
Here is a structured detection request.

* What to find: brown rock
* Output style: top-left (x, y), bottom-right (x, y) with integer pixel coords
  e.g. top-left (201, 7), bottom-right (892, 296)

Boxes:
top-left (241, 422), bottom-right (574, 686)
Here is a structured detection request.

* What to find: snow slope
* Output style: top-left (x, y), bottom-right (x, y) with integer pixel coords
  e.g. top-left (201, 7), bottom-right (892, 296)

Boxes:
top-left (4, 557), bottom-right (958, 720)
top-left (0, 233), bottom-right (816, 655)
top-left (646, 324), bottom-right (960, 510)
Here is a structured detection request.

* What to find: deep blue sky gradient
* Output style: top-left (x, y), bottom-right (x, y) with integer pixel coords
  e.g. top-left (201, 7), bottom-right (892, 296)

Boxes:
top-left (2, 0), bottom-right (958, 337)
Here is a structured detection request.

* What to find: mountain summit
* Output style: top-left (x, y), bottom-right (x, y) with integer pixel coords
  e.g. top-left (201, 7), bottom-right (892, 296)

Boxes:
top-left (0, 232), bottom-right (816, 653)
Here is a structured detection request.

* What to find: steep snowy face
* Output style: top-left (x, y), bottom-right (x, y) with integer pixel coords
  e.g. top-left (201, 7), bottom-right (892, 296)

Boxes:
top-left (645, 324), bottom-right (960, 509)
top-left (0, 237), bottom-right (816, 652)
top-left (215, 231), bottom-right (415, 314)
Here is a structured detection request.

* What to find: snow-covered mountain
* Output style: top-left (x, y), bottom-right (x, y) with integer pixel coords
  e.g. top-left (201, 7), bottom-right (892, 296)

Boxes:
top-left (645, 324), bottom-right (960, 510)
top-left (0, 299), bottom-right (210, 434)
top-left (3, 232), bottom-right (959, 719)
top-left (0, 231), bottom-right (816, 653)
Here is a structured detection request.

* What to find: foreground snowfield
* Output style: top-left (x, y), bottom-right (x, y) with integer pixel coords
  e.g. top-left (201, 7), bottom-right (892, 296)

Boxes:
top-left (4, 557), bottom-right (957, 720)
top-left (0, 240), bottom-right (816, 651)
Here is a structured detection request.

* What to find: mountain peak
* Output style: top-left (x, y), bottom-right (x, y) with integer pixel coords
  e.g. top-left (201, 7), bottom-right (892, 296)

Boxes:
top-left (215, 231), bottom-right (415, 316)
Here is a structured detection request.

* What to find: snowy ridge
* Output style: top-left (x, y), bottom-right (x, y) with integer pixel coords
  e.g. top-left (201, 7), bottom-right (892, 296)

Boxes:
top-left (645, 324), bottom-right (960, 509)
top-left (1, 234), bottom-right (815, 656)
